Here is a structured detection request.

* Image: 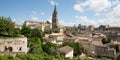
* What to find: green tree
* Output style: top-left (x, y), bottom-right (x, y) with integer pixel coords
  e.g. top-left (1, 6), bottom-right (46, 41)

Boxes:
top-left (43, 42), bottom-right (60, 56)
top-left (72, 31), bottom-right (78, 36)
top-left (102, 37), bottom-right (111, 44)
top-left (28, 38), bottom-right (43, 54)
top-left (21, 24), bottom-right (32, 37)
top-left (0, 16), bottom-right (15, 36)
top-left (10, 28), bottom-right (21, 37)
top-left (0, 16), bottom-right (21, 37)
top-left (31, 28), bottom-right (43, 39)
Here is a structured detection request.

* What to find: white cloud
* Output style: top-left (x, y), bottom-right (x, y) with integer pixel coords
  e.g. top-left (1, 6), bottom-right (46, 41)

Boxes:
top-left (88, 0), bottom-right (111, 12)
top-left (73, 4), bottom-right (83, 12)
top-left (31, 11), bottom-right (41, 21)
top-left (95, 13), bottom-right (100, 16)
top-left (111, 0), bottom-right (120, 6)
top-left (73, 0), bottom-right (120, 27)
top-left (32, 16), bottom-right (39, 21)
top-left (76, 16), bottom-right (97, 26)
top-left (59, 20), bottom-right (75, 26)
top-left (49, 0), bottom-right (58, 6)
top-left (73, 0), bottom-right (117, 12)
top-left (75, 15), bottom-right (120, 27)
top-left (107, 4), bottom-right (120, 18)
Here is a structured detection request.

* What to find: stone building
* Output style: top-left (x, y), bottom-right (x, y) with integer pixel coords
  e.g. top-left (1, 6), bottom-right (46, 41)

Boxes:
top-left (24, 20), bottom-right (51, 31)
top-left (83, 40), bottom-right (120, 59)
top-left (59, 46), bottom-right (73, 58)
top-left (52, 5), bottom-right (60, 33)
top-left (15, 24), bottom-right (22, 29)
top-left (43, 33), bottom-right (64, 45)
top-left (0, 37), bottom-right (28, 54)
top-left (88, 41), bottom-right (116, 58)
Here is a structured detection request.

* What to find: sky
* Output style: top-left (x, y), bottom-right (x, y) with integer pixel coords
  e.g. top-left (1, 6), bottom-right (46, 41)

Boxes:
top-left (0, 0), bottom-right (120, 27)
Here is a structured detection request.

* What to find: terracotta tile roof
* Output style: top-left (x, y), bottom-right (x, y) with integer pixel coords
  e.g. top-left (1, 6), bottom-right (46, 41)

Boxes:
top-left (59, 46), bottom-right (73, 54)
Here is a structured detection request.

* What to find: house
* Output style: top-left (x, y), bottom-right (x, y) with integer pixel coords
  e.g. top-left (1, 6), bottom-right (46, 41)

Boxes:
top-left (43, 33), bottom-right (64, 45)
top-left (59, 46), bottom-right (73, 58)
top-left (48, 33), bottom-right (64, 44)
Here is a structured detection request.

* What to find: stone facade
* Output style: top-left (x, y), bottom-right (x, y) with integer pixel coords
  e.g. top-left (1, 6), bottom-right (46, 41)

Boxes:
top-left (44, 33), bottom-right (64, 44)
top-left (83, 41), bottom-right (120, 58)
top-left (0, 37), bottom-right (28, 54)
top-left (24, 21), bottom-right (51, 31)
top-left (59, 46), bottom-right (73, 58)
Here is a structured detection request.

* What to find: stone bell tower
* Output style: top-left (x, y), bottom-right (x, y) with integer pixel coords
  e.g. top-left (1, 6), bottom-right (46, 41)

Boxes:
top-left (52, 5), bottom-right (59, 33)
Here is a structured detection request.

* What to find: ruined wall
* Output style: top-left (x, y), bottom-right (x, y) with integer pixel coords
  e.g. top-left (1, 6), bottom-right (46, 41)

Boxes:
top-left (0, 37), bottom-right (28, 54)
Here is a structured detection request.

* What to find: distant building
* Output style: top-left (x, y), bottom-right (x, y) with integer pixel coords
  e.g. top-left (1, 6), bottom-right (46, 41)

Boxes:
top-left (99, 25), bottom-right (109, 31)
top-left (0, 37), bottom-right (28, 54)
top-left (83, 40), bottom-right (120, 59)
top-left (88, 25), bottom-right (94, 31)
top-left (24, 20), bottom-right (51, 31)
top-left (15, 24), bottom-right (22, 29)
top-left (59, 46), bottom-right (73, 58)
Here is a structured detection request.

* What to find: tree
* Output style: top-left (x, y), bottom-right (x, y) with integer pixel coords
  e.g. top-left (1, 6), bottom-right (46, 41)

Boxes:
top-left (72, 31), bottom-right (78, 36)
top-left (102, 37), bottom-right (111, 44)
top-left (43, 42), bottom-right (60, 56)
top-left (21, 24), bottom-right (32, 37)
top-left (0, 16), bottom-right (21, 37)
top-left (28, 38), bottom-right (43, 54)
top-left (9, 28), bottom-right (21, 37)
top-left (0, 16), bottom-right (15, 36)
top-left (31, 28), bottom-right (43, 39)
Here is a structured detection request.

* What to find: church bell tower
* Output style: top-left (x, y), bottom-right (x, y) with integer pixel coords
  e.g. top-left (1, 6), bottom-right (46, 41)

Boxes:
top-left (52, 5), bottom-right (59, 33)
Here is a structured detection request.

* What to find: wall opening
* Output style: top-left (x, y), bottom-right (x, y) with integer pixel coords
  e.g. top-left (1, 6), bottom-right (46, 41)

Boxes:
top-left (19, 47), bottom-right (22, 51)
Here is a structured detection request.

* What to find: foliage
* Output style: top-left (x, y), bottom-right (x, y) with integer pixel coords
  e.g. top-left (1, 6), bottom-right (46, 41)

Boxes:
top-left (9, 28), bottom-right (21, 37)
top-left (28, 37), bottom-right (43, 54)
top-left (43, 42), bottom-right (60, 56)
top-left (21, 24), bottom-right (43, 39)
top-left (72, 31), bottom-right (78, 36)
top-left (0, 16), bottom-right (21, 37)
top-left (44, 29), bottom-right (52, 34)
top-left (31, 28), bottom-right (43, 39)
top-left (0, 54), bottom-right (15, 60)
top-left (21, 24), bottom-right (32, 37)
top-left (102, 37), bottom-right (111, 44)
top-left (62, 42), bottom-right (83, 56)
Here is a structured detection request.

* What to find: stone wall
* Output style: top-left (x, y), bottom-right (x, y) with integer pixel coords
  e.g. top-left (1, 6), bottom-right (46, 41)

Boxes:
top-left (0, 37), bottom-right (28, 54)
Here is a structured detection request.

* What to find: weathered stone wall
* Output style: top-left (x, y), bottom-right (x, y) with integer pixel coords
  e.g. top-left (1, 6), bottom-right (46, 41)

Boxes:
top-left (0, 37), bottom-right (27, 54)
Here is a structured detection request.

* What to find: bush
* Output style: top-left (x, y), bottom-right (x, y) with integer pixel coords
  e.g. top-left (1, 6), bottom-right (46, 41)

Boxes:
top-left (102, 37), bottom-right (111, 44)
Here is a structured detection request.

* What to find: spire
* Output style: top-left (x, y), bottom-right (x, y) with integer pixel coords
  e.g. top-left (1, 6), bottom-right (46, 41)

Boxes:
top-left (53, 5), bottom-right (57, 14)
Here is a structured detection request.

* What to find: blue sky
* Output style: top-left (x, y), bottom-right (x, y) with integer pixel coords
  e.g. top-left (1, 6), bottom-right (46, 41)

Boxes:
top-left (0, 0), bottom-right (120, 27)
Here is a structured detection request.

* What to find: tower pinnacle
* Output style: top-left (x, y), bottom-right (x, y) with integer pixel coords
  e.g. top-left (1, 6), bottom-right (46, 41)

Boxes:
top-left (53, 5), bottom-right (57, 14)
top-left (52, 5), bottom-right (59, 33)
